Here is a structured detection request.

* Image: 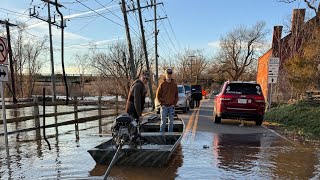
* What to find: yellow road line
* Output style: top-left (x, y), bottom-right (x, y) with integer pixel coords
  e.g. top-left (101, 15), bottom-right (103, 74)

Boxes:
top-left (191, 101), bottom-right (202, 141)
top-left (191, 106), bottom-right (200, 141)
top-left (182, 108), bottom-right (197, 141)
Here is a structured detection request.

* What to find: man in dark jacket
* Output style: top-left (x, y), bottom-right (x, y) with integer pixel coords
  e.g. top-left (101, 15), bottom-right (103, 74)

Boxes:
top-left (125, 70), bottom-right (149, 122)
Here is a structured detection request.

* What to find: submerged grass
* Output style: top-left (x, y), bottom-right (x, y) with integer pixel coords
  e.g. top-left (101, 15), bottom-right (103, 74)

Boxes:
top-left (264, 101), bottom-right (320, 140)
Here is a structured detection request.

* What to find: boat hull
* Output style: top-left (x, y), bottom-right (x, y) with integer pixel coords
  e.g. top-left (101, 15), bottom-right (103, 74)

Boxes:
top-left (88, 113), bottom-right (184, 167)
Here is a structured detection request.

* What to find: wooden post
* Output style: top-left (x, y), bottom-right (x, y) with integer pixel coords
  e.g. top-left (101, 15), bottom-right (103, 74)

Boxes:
top-left (33, 97), bottom-right (41, 139)
top-left (98, 96), bottom-right (102, 127)
top-left (115, 94), bottom-right (119, 115)
top-left (33, 97), bottom-right (40, 127)
top-left (54, 104), bottom-right (58, 125)
top-left (74, 96), bottom-right (79, 139)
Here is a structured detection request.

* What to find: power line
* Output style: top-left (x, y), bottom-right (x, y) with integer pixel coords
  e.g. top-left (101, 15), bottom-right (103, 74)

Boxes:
top-left (67, 8), bottom-right (121, 20)
top-left (71, 16), bottom-right (99, 33)
top-left (160, 4), bottom-right (182, 51)
top-left (75, 0), bottom-right (124, 27)
top-left (159, 18), bottom-right (179, 54)
top-left (94, 0), bottom-right (123, 21)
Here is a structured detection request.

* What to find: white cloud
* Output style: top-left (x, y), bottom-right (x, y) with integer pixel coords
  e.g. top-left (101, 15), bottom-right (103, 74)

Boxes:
top-left (208, 41), bottom-right (220, 49)
top-left (64, 37), bottom-right (126, 49)
top-left (64, 5), bottom-right (117, 19)
top-left (64, 31), bottom-right (91, 41)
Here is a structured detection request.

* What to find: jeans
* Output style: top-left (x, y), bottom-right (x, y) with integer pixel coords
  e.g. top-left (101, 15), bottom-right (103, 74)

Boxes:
top-left (160, 106), bottom-right (175, 132)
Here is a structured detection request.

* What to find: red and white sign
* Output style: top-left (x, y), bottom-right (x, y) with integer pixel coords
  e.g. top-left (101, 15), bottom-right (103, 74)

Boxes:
top-left (0, 37), bottom-right (8, 65)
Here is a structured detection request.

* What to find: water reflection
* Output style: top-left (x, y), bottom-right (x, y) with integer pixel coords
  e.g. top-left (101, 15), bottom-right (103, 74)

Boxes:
top-left (214, 133), bottom-right (262, 172)
top-left (271, 144), bottom-right (318, 179)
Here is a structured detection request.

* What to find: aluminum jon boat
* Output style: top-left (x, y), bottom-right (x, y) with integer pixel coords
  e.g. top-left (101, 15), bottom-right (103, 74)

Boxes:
top-left (88, 113), bottom-right (185, 167)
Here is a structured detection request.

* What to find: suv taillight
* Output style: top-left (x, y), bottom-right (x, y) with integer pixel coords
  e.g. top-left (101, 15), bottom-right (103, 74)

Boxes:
top-left (254, 96), bottom-right (265, 103)
top-left (220, 94), bottom-right (233, 101)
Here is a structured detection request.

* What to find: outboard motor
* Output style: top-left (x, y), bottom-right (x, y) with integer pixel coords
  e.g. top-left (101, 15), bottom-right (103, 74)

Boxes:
top-left (111, 114), bottom-right (141, 147)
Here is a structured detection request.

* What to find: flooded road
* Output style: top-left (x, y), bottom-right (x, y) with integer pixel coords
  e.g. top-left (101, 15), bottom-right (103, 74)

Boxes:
top-left (1, 99), bottom-right (320, 179)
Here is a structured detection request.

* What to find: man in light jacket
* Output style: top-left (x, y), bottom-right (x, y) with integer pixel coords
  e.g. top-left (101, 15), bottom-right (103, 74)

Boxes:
top-left (156, 68), bottom-right (178, 132)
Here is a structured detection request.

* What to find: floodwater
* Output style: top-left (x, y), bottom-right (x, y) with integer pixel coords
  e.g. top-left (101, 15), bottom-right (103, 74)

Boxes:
top-left (1, 105), bottom-right (320, 179)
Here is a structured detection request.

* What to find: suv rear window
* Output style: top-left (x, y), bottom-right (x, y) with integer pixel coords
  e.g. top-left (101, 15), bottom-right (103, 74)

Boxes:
top-left (224, 83), bottom-right (262, 95)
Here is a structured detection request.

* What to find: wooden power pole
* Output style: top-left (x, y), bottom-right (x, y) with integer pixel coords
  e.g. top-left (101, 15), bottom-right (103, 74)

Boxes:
top-left (30, 0), bottom-right (62, 102)
top-left (145, 0), bottom-right (166, 87)
top-left (120, 0), bottom-right (136, 80)
top-left (136, 0), bottom-right (155, 109)
top-left (0, 20), bottom-right (17, 103)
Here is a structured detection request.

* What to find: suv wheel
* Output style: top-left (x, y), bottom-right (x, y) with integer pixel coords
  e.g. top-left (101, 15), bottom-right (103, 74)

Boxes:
top-left (183, 106), bottom-right (187, 113)
top-left (255, 116), bottom-right (263, 126)
top-left (214, 114), bottom-right (221, 123)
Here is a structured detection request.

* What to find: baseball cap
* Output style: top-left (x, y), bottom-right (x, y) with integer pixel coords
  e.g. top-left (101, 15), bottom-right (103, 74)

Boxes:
top-left (166, 68), bottom-right (173, 74)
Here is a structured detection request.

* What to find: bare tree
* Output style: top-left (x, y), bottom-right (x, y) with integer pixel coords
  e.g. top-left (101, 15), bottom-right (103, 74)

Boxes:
top-left (22, 37), bottom-right (47, 97)
top-left (215, 21), bottom-right (268, 81)
top-left (284, 28), bottom-right (320, 99)
top-left (277, 0), bottom-right (320, 15)
top-left (175, 49), bottom-right (209, 84)
top-left (91, 41), bottom-right (145, 99)
top-left (11, 22), bottom-right (27, 98)
top-left (72, 53), bottom-right (90, 100)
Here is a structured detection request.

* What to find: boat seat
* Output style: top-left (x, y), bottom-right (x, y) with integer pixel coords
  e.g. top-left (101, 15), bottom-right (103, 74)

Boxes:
top-left (115, 114), bottom-right (133, 123)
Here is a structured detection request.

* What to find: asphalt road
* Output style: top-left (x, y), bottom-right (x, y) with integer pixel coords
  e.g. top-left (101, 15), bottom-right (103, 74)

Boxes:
top-left (171, 97), bottom-right (319, 179)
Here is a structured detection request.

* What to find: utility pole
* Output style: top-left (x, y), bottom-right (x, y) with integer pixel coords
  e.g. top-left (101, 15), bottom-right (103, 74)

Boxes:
top-left (30, 0), bottom-right (60, 102)
top-left (120, 0), bottom-right (136, 80)
top-left (154, 0), bottom-right (158, 87)
top-left (145, 0), bottom-right (166, 87)
top-left (188, 55), bottom-right (195, 83)
top-left (54, 0), bottom-right (69, 105)
top-left (136, 0), bottom-right (155, 109)
top-left (0, 20), bottom-right (17, 103)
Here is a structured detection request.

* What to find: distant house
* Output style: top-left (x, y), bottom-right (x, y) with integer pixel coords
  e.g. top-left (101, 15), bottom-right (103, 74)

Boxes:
top-left (256, 8), bottom-right (320, 102)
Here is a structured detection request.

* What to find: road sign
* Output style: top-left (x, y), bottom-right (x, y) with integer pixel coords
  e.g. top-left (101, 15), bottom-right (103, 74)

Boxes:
top-left (268, 64), bottom-right (279, 76)
top-left (0, 65), bottom-right (8, 82)
top-left (268, 57), bottom-right (280, 84)
top-left (0, 37), bottom-right (8, 65)
top-left (269, 57), bottom-right (279, 64)
top-left (268, 76), bottom-right (277, 83)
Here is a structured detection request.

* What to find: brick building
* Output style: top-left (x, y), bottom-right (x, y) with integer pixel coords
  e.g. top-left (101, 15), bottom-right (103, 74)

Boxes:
top-left (257, 8), bottom-right (320, 102)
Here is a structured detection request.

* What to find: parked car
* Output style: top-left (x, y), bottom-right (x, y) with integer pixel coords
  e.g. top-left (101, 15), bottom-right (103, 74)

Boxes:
top-left (214, 81), bottom-right (265, 125)
top-left (155, 85), bottom-right (189, 114)
top-left (184, 84), bottom-right (192, 104)
top-left (184, 85), bottom-right (191, 95)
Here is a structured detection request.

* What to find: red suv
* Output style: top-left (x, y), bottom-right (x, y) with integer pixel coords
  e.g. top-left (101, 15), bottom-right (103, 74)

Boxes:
top-left (214, 81), bottom-right (265, 125)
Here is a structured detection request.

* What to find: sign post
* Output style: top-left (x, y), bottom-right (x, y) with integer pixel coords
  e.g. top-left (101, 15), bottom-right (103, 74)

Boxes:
top-left (0, 37), bottom-right (9, 161)
top-left (0, 66), bottom-right (9, 161)
top-left (268, 57), bottom-right (280, 109)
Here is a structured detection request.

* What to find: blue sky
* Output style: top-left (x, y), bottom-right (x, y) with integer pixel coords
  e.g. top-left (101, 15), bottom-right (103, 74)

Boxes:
top-left (0, 0), bottom-right (312, 74)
